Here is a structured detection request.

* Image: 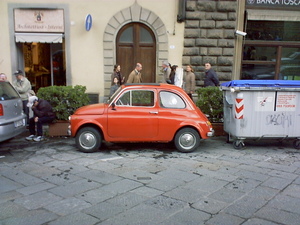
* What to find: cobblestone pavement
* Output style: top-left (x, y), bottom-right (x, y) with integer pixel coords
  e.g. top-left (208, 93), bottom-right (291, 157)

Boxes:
top-left (1, 132), bottom-right (300, 225)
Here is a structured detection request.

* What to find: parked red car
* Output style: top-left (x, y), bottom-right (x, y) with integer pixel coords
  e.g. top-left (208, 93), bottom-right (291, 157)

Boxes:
top-left (69, 83), bottom-right (214, 153)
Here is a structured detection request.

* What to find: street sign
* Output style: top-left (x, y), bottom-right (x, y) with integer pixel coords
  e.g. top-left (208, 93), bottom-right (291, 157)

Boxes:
top-left (85, 14), bottom-right (92, 31)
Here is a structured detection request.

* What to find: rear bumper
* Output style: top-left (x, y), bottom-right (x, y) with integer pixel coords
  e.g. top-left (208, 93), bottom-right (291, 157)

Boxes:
top-left (0, 118), bottom-right (26, 142)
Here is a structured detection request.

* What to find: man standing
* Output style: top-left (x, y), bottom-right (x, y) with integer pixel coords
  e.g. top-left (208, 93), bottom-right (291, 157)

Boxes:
top-left (204, 62), bottom-right (220, 87)
top-left (127, 63), bottom-right (143, 83)
top-left (26, 96), bottom-right (56, 142)
top-left (0, 73), bottom-right (7, 81)
top-left (184, 65), bottom-right (196, 100)
top-left (162, 60), bottom-right (171, 83)
top-left (13, 70), bottom-right (32, 124)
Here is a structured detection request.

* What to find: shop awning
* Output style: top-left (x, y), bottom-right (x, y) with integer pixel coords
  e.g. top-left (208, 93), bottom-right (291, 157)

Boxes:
top-left (247, 9), bottom-right (300, 21)
top-left (15, 33), bottom-right (63, 43)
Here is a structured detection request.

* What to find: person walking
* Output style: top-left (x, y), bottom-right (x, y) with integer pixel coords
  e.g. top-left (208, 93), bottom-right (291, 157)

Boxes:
top-left (127, 63), bottom-right (143, 83)
top-left (184, 65), bottom-right (196, 100)
top-left (204, 62), bottom-right (219, 87)
top-left (169, 65), bottom-right (178, 85)
top-left (110, 77), bottom-right (119, 97)
top-left (111, 64), bottom-right (124, 86)
top-left (162, 60), bottom-right (171, 83)
top-left (26, 96), bottom-right (56, 142)
top-left (12, 70), bottom-right (32, 125)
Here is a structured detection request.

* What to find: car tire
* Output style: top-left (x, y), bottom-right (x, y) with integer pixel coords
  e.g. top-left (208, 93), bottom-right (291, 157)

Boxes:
top-left (174, 128), bottom-right (200, 153)
top-left (75, 127), bottom-right (102, 153)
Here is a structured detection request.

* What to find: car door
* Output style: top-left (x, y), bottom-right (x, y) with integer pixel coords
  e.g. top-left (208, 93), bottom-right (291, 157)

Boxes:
top-left (157, 90), bottom-right (190, 139)
top-left (107, 89), bottom-right (158, 140)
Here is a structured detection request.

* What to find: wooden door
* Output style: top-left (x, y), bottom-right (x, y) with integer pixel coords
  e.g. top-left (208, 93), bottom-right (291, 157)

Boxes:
top-left (116, 23), bottom-right (156, 83)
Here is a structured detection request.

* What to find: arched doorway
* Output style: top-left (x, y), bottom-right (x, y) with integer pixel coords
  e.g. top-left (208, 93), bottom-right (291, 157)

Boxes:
top-left (116, 22), bottom-right (156, 83)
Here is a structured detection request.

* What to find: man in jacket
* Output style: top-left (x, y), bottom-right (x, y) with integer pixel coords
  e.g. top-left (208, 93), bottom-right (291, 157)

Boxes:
top-left (127, 63), bottom-right (143, 83)
top-left (26, 96), bottom-right (56, 142)
top-left (204, 63), bottom-right (220, 87)
top-left (13, 70), bottom-right (32, 124)
top-left (162, 60), bottom-right (171, 83)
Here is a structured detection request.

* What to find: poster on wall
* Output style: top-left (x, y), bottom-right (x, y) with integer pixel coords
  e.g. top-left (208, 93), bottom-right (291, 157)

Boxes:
top-left (14, 9), bottom-right (64, 33)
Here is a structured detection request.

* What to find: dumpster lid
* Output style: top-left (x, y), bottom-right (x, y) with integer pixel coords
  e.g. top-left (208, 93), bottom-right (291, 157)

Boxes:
top-left (221, 80), bottom-right (300, 88)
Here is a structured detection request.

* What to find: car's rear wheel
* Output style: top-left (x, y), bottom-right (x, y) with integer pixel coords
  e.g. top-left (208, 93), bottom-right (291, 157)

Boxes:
top-left (174, 128), bottom-right (200, 153)
top-left (75, 127), bottom-right (102, 153)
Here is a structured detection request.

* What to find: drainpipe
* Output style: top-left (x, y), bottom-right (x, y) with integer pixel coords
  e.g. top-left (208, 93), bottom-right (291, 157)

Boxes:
top-left (232, 0), bottom-right (246, 80)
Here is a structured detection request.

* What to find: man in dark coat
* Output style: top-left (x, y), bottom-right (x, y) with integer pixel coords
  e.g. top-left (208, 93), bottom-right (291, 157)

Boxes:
top-left (204, 62), bottom-right (220, 87)
top-left (26, 96), bottom-right (56, 142)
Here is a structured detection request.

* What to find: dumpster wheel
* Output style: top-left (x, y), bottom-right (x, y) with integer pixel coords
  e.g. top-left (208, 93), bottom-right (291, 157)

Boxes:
top-left (233, 140), bottom-right (245, 150)
top-left (293, 139), bottom-right (300, 150)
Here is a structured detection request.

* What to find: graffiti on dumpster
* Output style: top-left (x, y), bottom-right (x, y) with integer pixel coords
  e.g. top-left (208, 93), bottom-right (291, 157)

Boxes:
top-left (266, 112), bottom-right (292, 128)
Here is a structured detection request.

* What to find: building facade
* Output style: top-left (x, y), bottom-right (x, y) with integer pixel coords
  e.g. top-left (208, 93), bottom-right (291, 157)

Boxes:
top-left (1, 0), bottom-right (299, 102)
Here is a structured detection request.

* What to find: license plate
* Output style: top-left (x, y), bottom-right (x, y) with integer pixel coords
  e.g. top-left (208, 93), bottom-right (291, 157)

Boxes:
top-left (15, 119), bottom-right (25, 128)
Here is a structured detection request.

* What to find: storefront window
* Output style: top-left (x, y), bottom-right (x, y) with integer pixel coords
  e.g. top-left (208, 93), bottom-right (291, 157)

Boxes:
top-left (246, 21), bottom-right (300, 42)
top-left (242, 20), bottom-right (300, 80)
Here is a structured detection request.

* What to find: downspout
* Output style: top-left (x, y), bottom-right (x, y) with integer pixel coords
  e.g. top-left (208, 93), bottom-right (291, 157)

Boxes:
top-left (232, 0), bottom-right (246, 80)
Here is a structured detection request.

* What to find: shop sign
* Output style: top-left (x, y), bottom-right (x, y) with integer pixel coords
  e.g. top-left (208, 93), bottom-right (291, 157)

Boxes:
top-left (85, 14), bottom-right (92, 31)
top-left (246, 0), bottom-right (300, 8)
top-left (14, 9), bottom-right (64, 33)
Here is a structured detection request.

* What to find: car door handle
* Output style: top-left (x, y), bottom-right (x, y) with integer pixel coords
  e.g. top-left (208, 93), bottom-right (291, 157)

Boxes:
top-left (149, 111), bottom-right (158, 114)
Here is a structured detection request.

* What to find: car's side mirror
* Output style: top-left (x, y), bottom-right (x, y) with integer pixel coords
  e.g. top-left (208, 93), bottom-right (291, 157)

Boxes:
top-left (111, 102), bottom-right (116, 110)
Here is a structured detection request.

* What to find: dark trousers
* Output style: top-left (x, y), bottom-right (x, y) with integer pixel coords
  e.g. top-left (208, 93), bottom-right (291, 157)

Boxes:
top-left (22, 100), bottom-right (29, 125)
top-left (29, 116), bottom-right (55, 136)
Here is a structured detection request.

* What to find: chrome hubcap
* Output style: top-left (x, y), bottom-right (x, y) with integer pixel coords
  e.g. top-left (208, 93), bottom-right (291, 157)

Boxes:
top-left (179, 133), bottom-right (195, 149)
top-left (80, 132), bottom-right (96, 149)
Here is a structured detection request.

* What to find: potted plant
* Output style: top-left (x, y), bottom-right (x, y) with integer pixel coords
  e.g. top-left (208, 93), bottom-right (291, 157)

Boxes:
top-left (196, 86), bottom-right (224, 136)
top-left (37, 85), bottom-right (90, 136)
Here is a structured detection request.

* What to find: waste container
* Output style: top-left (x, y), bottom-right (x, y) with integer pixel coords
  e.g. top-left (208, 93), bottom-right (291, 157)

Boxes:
top-left (221, 80), bottom-right (300, 149)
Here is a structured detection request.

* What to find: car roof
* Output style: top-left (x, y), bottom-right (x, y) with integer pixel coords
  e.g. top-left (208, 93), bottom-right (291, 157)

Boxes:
top-left (123, 83), bottom-right (182, 91)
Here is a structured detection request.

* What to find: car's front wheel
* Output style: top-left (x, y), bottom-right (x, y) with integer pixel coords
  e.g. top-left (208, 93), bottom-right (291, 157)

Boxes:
top-left (75, 127), bottom-right (102, 153)
top-left (174, 128), bottom-right (200, 153)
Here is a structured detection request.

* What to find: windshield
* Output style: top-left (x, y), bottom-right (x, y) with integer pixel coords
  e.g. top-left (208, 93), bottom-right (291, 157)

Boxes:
top-left (107, 86), bottom-right (122, 104)
top-left (0, 82), bottom-right (20, 101)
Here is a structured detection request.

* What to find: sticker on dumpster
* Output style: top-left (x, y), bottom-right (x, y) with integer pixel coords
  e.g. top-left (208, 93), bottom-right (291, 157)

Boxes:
top-left (255, 92), bottom-right (275, 111)
top-left (276, 92), bottom-right (297, 112)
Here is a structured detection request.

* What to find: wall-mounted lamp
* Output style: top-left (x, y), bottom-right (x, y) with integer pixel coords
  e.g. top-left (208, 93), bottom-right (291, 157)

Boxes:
top-left (235, 30), bottom-right (247, 37)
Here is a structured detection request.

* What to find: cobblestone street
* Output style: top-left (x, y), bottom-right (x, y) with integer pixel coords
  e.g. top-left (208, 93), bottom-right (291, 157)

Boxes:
top-left (1, 133), bottom-right (300, 225)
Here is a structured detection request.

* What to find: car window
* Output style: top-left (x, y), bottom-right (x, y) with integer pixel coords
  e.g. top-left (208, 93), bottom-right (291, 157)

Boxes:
top-left (107, 86), bottom-right (122, 104)
top-left (116, 90), bottom-right (154, 107)
top-left (0, 82), bottom-right (20, 101)
top-left (116, 91), bottom-right (130, 106)
top-left (160, 91), bottom-right (186, 109)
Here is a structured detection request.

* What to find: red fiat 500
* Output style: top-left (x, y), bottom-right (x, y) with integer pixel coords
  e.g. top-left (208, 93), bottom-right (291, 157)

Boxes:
top-left (69, 83), bottom-right (214, 153)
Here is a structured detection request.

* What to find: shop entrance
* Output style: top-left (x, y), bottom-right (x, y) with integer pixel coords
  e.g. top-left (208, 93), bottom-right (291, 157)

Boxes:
top-left (20, 42), bottom-right (66, 93)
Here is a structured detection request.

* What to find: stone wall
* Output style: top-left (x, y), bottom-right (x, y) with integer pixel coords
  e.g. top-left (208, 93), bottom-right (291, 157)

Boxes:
top-left (183, 0), bottom-right (237, 86)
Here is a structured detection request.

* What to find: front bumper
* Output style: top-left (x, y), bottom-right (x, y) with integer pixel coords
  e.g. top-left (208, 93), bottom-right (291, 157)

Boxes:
top-left (207, 128), bottom-right (215, 137)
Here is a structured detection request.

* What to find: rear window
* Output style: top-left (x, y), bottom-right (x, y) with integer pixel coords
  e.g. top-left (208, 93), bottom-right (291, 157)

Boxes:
top-left (0, 82), bottom-right (20, 101)
top-left (160, 91), bottom-right (186, 109)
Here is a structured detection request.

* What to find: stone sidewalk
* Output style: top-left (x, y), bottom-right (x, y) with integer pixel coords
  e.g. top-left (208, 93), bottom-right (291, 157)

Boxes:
top-left (1, 133), bottom-right (300, 225)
